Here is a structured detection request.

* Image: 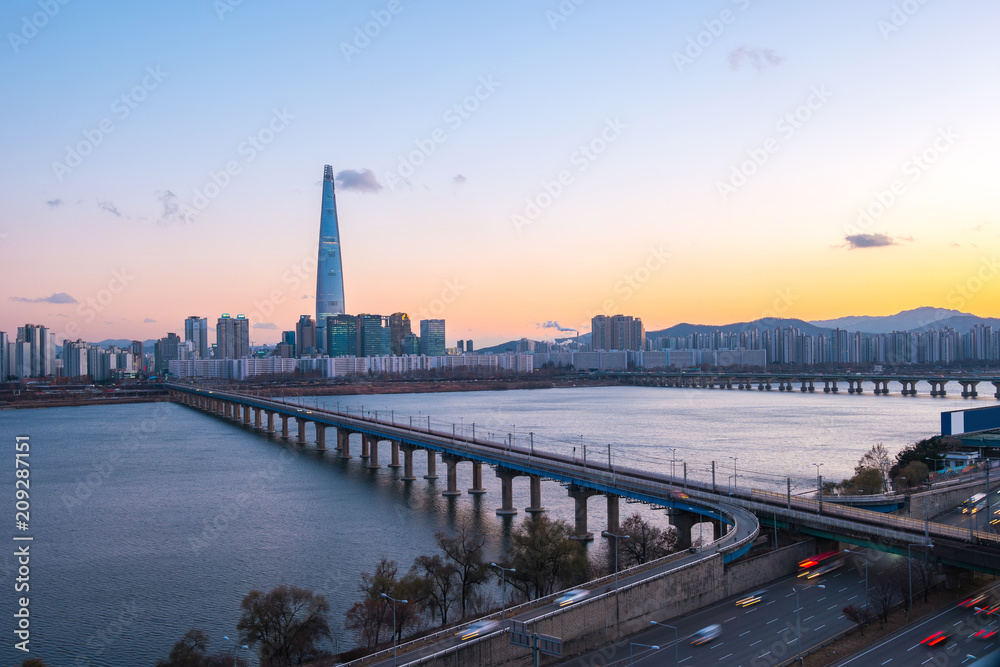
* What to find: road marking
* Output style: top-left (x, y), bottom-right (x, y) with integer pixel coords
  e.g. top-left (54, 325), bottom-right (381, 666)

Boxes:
top-left (815, 624), bottom-right (825, 630)
top-left (881, 659), bottom-right (893, 665)
top-left (718, 653), bottom-right (732, 661)
top-left (907, 644), bottom-right (918, 651)
top-left (725, 616), bottom-right (736, 623)
top-left (818, 597), bottom-right (827, 602)
top-left (785, 592), bottom-right (795, 598)
top-left (710, 642), bottom-right (724, 650)
top-left (828, 605), bottom-right (838, 610)
top-left (679, 658), bottom-right (691, 664)
top-left (750, 640), bottom-right (762, 647)
top-left (767, 618), bottom-right (778, 625)
top-left (848, 595), bottom-right (857, 601)
top-left (804, 615), bottom-right (815, 622)
top-left (839, 587), bottom-right (848, 592)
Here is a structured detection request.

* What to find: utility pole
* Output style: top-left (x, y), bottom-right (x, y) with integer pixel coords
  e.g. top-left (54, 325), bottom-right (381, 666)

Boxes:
top-left (712, 461), bottom-right (716, 492)
top-left (787, 477), bottom-right (792, 510)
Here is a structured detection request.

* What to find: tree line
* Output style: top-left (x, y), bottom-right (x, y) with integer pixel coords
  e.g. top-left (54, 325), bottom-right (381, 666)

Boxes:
top-left (825, 436), bottom-right (955, 496)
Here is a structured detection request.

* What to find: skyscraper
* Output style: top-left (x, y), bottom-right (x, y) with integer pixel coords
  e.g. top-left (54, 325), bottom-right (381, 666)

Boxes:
top-left (184, 316), bottom-right (209, 359)
top-left (216, 314), bottom-right (250, 359)
top-left (388, 312), bottom-right (411, 356)
top-left (296, 315), bottom-right (317, 357)
top-left (419, 319), bottom-right (446, 356)
top-left (326, 314), bottom-right (358, 357)
top-left (316, 164), bottom-right (346, 352)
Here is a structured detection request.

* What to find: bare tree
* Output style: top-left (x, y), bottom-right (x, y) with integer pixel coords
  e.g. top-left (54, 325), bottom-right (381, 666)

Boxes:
top-left (237, 586), bottom-right (332, 666)
top-left (868, 568), bottom-right (902, 625)
top-left (842, 605), bottom-right (874, 635)
top-left (436, 520), bottom-right (489, 619)
top-left (910, 557), bottom-right (937, 603)
top-left (855, 443), bottom-right (892, 493)
top-left (344, 558), bottom-right (418, 650)
top-left (508, 515), bottom-right (587, 599)
top-left (618, 513), bottom-right (677, 567)
top-left (410, 554), bottom-right (459, 626)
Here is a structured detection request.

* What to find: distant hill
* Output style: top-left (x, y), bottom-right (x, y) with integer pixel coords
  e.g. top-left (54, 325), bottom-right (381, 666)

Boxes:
top-left (647, 317), bottom-right (830, 339)
top-left (808, 307), bottom-right (998, 334)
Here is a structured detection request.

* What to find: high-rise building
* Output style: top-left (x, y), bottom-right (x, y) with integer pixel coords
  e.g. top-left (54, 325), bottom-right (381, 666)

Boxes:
top-left (419, 319), bottom-right (446, 356)
top-left (216, 314), bottom-right (250, 359)
top-left (400, 333), bottom-right (420, 355)
top-left (591, 314), bottom-right (645, 351)
top-left (388, 312), bottom-right (411, 356)
top-left (14, 324), bottom-right (55, 378)
top-left (296, 315), bottom-right (317, 357)
top-left (0, 331), bottom-right (7, 380)
top-left (316, 164), bottom-right (347, 351)
top-left (62, 339), bottom-right (90, 378)
top-left (131, 340), bottom-right (145, 373)
top-left (155, 333), bottom-right (182, 373)
top-left (326, 314), bottom-right (358, 357)
top-left (184, 316), bottom-right (209, 359)
top-left (357, 314), bottom-right (391, 357)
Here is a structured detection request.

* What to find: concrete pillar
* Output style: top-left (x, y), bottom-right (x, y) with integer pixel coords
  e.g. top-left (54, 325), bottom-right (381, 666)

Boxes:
top-left (266, 411), bottom-right (275, 434)
top-left (316, 424), bottom-right (327, 450)
top-left (361, 436), bottom-right (371, 460)
top-left (296, 419), bottom-right (307, 445)
top-left (424, 450), bottom-right (438, 480)
top-left (468, 461), bottom-right (487, 495)
top-left (606, 494), bottom-right (620, 534)
top-left (338, 430), bottom-right (351, 459)
top-left (670, 511), bottom-right (696, 550)
top-left (389, 441), bottom-right (402, 469)
top-left (525, 475), bottom-right (545, 514)
top-left (568, 485), bottom-right (599, 541)
top-left (254, 408), bottom-right (262, 429)
top-left (496, 469), bottom-right (520, 516)
top-left (441, 454), bottom-right (461, 497)
top-left (961, 381), bottom-right (979, 398)
top-left (993, 381), bottom-right (1000, 399)
top-left (400, 444), bottom-right (416, 481)
top-left (244, 405), bottom-right (252, 424)
top-left (281, 415), bottom-right (290, 439)
top-left (366, 437), bottom-right (380, 469)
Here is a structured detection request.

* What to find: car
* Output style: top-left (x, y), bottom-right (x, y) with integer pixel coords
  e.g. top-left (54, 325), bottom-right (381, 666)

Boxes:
top-left (690, 624), bottom-right (721, 645)
top-left (959, 594), bottom-right (991, 609)
top-left (455, 620), bottom-right (500, 641)
top-left (735, 590), bottom-right (767, 607)
top-left (556, 589), bottom-right (590, 607)
top-left (920, 631), bottom-right (949, 647)
top-left (973, 628), bottom-right (998, 640)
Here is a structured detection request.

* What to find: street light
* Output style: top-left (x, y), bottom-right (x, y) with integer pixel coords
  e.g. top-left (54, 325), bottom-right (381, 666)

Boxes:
top-left (629, 642), bottom-right (660, 666)
top-left (490, 562), bottom-right (516, 628)
top-left (843, 548), bottom-right (869, 610)
top-left (668, 447), bottom-right (677, 479)
top-left (728, 473), bottom-right (743, 496)
top-left (605, 532), bottom-right (630, 590)
top-left (792, 584), bottom-right (825, 665)
top-left (650, 621), bottom-right (678, 666)
top-left (729, 456), bottom-right (738, 489)
top-left (222, 636), bottom-right (249, 666)
top-left (381, 593), bottom-right (408, 667)
top-left (813, 462), bottom-right (824, 512)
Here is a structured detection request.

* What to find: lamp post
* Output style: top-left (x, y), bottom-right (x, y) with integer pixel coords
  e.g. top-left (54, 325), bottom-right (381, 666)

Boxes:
top-left (381, 593), bottom-right (408, 667)
top-left (813, 462), bottom-right (824, 513)
top-left (629, 642), bottom-right (660, 666)
top-left (728, 474), bottom-right (742, 496)
top-left (222, 636), bottom-right (249, 666)
top-left (650, 621), bottom-right (678, 666)
top-left (669, 447), bottom-right (677, 479)
top-left (491, 562), bottom-right (516, 628)
top-left (843, 548), bottom-right (869, 610)
top-left (792, 584), bottom-right (824, 665)
top-left (605, 532), bottom-right (630, 590)
top-left (729, 456), bottom-right (738, 491)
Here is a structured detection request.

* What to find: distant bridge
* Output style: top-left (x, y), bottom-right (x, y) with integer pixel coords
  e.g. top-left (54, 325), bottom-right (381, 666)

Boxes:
top-left (603, 371), bottom-right (1000, 398)
top-left (166, 384), bottom-right (1000, 574)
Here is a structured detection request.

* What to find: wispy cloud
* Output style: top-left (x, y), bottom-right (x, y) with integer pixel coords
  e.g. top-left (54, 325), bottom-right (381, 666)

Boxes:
top-left (156, 190), bottom-right (187, 223)
top-left (98, 200), bottom-right (123, 217)
top-left (845, 233), bottom-right (896, 249)
top-left (9, 292), bottom-right (78, 304)
top-left (253, 322), bottom-right (277, 329)
top-left (729, 47), bottom-right (784, 71)
top-left (335, 169), bottom-right (383, 192)
top-left (144, 318), bottom-right (157, 323)
top-left (46, 198), bottom-right (62, 208)
top-left (452, 174), bottom-right (467, 185)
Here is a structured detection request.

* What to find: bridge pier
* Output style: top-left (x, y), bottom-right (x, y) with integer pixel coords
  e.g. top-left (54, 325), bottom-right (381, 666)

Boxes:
top-left (280, 415), bottom-right (290, 439)
top-left (244, 405), bottom-right (252, 425)
top-left (400, 444), bottom-right (416, 481)
top-left (441, 454), bottom-right (462, 497)
top-left (468, 461), bottom-right (487, 495)
top-left (961, 381), bottom-right (979, 398)
top-left (525, 475), bottom-right (546, 514)
top-left (315, 424), bottom-right (327, 450)
top-left (496, 469), bottom-right (521, 515)
top-left (360, 436), bottom-right (370, 460)
top-left (338, 430), bottom-right (351, 459)
top-left (994, 381), bottom-right (1000, 399)
top-left (366, 436), bottom-right (381, 469)
top-left (424, 450), bottom-right (438, 480)
top-left (929, 380), bottom-right (947, 397)
top-left (568, 485), bottom-right (599, 541)
top-left (254, 408), bottom-right (262, 429)
top-left (296, 419), bottom-right (307, 445)
top-left (606, 494), bottom-right (620, 535)
top-left (266, 411), bottom-right (275, 434)
top-left (668, 510), bottom-right (696, 550)
top-left (389, 441), bottom-right (402, 469)
top-left (824, 380), bottom-right (838, 393)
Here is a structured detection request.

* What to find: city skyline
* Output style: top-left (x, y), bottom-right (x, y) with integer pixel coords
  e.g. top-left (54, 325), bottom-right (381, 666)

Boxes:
top-left (3, 2), bottom-right (998, 348)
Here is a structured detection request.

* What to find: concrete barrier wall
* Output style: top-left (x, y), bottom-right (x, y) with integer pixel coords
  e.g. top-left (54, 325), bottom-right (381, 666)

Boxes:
top-left (410, 541), bottom-right (818, 667)
top-left (903, 480), bottom-right (988, 520)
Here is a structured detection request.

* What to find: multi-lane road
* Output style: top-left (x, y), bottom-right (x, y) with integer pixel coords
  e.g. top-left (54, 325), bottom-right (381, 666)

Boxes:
top-left (562, 566), bottom-right (869, 666)
top-left (832, 583), bottom-right (1000, 667)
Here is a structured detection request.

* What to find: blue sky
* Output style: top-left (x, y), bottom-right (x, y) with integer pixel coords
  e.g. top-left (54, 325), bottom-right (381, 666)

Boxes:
top-left (2, 0), bottom-right (998, 346)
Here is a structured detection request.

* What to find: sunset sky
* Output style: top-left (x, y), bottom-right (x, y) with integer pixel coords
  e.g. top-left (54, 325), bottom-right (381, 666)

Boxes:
top-left (2, 1), bottom-right (998, 348)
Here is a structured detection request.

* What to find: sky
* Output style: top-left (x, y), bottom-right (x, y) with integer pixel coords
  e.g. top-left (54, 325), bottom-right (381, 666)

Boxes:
top-left (2, 0), bottom-right (998, 348)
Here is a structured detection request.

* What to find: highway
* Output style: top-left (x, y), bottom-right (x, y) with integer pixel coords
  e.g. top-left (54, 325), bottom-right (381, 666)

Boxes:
top-left (832, 582), bottom-right (1000, 667)
top-left (561, 566), bottom-right (868, 666)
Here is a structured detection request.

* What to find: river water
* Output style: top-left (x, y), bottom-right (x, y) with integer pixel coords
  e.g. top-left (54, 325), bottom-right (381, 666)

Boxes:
top-left (0, 382), bottom-right (985, 666)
